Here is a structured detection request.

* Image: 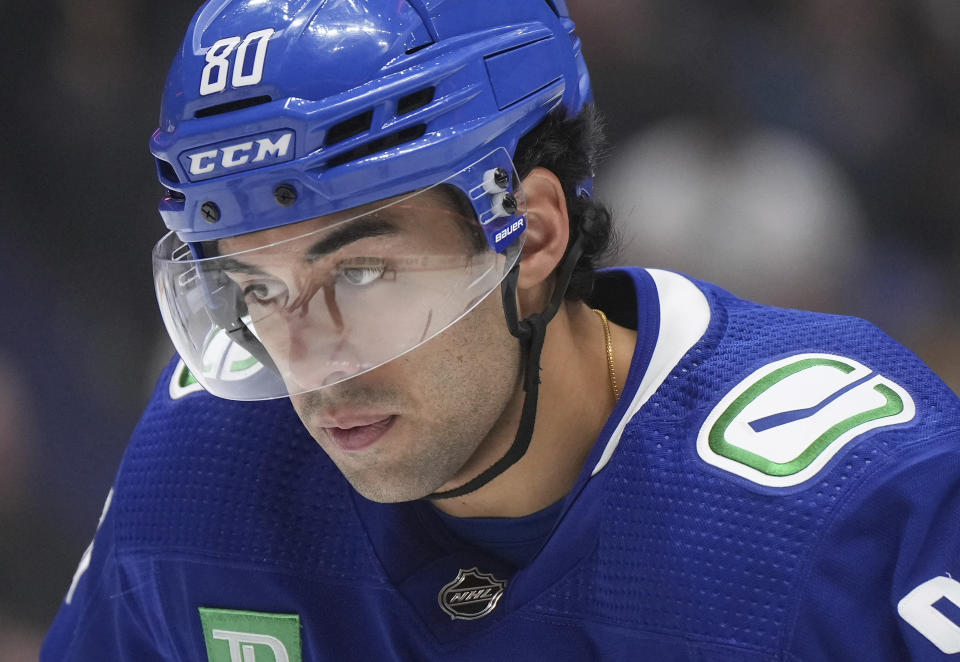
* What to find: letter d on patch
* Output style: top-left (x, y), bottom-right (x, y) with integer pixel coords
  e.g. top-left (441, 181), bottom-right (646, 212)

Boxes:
top-left (199, 607), bottom-right (302, 662)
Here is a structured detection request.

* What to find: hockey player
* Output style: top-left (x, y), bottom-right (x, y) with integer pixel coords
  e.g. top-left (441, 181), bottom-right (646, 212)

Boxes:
top-left (44, 1), bottom-right (960, 660)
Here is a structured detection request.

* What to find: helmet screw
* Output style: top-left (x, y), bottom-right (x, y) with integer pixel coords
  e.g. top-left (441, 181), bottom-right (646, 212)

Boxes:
top-left (501, 192), bottom-right (518, 215)
top-left (274, 184), bottom-right (297, 207)
top-left (200, 201), bottom-right (221, 223)
top-left (482, 167), bottom-right (511, 194)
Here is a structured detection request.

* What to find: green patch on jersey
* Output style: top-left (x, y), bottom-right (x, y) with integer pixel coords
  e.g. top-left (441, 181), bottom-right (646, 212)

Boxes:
top-left (696, 353), bottom-right (915, 487)
top-left (199, 607), bottom-right (302, 662)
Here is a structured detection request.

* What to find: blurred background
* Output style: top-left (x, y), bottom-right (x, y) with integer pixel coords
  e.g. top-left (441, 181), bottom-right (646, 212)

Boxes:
top-left (0, 0), bottom-right (958, 656)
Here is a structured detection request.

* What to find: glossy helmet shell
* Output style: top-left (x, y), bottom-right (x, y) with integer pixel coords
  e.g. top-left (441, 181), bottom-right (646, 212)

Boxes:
top-left (150, 0), bottom-right (592, 245)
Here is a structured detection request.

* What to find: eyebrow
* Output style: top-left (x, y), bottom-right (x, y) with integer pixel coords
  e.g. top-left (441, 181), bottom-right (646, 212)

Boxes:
top-left (219, 216), bottom-right (399, 275)
top-left (305, 216), bottom-right (398, 261)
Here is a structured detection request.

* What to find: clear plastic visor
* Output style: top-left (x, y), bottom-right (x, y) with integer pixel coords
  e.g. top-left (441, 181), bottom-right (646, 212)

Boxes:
top-left (152, 151), bottom-right (525, 400)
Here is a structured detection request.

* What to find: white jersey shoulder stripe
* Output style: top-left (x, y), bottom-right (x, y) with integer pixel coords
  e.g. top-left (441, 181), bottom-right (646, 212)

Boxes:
top-left (591, 269), bottom-right (711, 475)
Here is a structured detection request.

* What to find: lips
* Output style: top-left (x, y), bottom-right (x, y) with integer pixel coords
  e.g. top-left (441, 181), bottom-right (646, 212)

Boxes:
top-left (324, 414), bottom-right (396, 452)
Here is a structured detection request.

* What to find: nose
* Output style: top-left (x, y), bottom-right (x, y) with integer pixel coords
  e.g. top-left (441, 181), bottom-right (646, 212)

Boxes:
top-left (285, 281), bottom-right (345, 333)
top-left (268, 287), bottom-right (362, 392)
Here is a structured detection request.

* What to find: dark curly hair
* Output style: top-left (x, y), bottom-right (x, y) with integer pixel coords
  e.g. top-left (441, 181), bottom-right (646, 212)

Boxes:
top-left (512, 104), bottom-right (619, 302)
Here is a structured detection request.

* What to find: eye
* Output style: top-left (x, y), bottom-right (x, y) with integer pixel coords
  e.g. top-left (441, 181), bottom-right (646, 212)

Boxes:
top-left (242, 279), bottom-right (287, 307)
top-left (338, 258), bottom-right (387, 286)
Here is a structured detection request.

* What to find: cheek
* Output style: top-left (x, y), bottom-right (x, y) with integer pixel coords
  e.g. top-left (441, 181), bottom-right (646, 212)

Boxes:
top-left (400, 293), bottom-right (521, 415)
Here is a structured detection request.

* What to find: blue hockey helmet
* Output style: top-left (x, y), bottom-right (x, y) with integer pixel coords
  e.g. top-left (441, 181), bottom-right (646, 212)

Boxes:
top-left (149, 0), bottom-right (592, 245)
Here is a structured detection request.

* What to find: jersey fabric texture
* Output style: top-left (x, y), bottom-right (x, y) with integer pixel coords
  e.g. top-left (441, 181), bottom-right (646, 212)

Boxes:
top-left (43, 267), bottom-right (960, 661)
top-left (432, 497), bottom-right (567, 568)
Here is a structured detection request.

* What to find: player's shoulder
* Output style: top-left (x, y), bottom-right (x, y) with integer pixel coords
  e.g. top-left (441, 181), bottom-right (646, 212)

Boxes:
top-left (610, 269), bottom-right (959, 491)
top-left (125, 355), bottom-right (313, 477)
top-left (671, 274), bottom-right (960, 488)
top-left (109, 356), bottom-right (359, 563)
top-left (132, 355), bottom-right (309, 450)
top-left (589, 271), bottom-right (960, 656)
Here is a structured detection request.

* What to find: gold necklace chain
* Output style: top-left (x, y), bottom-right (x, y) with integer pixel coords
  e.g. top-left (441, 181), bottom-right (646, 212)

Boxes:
top-left (592, 308), bottom-right (620, 401)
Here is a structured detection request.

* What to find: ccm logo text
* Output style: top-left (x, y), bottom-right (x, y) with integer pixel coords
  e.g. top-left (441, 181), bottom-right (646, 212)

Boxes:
top-left (183, 131), bottom-right (293, 179)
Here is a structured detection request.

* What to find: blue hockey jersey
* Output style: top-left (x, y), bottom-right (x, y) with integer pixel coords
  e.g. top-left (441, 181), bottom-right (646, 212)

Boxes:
top-left (43, 267), bottom-right (960, 661)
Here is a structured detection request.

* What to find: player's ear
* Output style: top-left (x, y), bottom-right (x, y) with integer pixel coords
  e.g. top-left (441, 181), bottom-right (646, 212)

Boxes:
top-left (516, 167), bottom-right (569, 313)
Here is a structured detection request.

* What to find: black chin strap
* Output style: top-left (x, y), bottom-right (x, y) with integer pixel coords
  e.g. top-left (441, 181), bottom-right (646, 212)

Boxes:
top-left (429, 236), bottom-right (584, 500)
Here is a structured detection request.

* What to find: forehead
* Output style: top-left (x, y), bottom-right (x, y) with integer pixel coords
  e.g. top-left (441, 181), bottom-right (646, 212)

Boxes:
top-left (217, 186), bottom-right (472, 256)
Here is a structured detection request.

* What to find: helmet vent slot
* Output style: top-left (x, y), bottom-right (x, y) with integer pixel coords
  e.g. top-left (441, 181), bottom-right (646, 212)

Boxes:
top-left (396, 87), bottom-right (435, 116)
top-left (404, 42), bottom-right (432, 55)
top-left (328, 124), bottom-right (426, 168)
top-left (325, 110), bottom-right (374, 147)
top-left (194, 95), bottom-right (272, 118)
top-left (164, 189), bottom-right (186, 203)
top-left (157, 158), bottom-right (180, 184)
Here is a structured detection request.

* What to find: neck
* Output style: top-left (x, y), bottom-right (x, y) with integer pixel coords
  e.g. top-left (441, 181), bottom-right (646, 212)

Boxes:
top-left (432, 301), bottom-right (636, 518)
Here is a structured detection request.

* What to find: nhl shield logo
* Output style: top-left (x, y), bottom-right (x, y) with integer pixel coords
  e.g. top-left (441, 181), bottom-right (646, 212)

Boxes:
top-left (438, 568), bottom-right (507, 620)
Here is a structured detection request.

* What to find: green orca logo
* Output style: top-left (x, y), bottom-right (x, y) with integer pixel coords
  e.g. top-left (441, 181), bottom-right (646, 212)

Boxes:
top-left (697, 353), bottom-right (915, 487)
